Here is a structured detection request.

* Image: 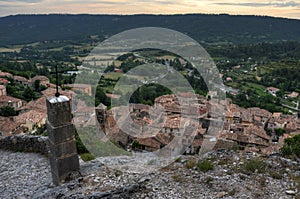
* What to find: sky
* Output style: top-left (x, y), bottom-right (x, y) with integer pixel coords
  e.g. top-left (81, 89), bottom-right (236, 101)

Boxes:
top-left (0, 0), bottom-right (300, 19)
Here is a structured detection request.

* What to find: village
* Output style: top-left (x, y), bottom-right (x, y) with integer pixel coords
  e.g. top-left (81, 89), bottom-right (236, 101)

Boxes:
top-left (86, 91), bottom-right (300, 156)
top-left (0, 70), bottom-right (74, 137)
top-left (0, 68), bottom-right (299, 156)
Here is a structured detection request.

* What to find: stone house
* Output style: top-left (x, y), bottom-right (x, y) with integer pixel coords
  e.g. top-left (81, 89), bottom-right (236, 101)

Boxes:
top-left (0, 85), bottom-right (6, 96)
top-left (0, 71), bottom-right (13, 78)
top-left (163, 115), bottom-right (181, 135)
top-left (0, 116), bottom-right (25, 137)
top-left (285, 121), bottom-right (298, 133)
top-left (226, 125), bottom-right (270, 150)
top-left (0, 96), bottom-right (23, 110)
top-left (133, 132), bottom-right (173, 152)
top-left (65, 84), bottom-right (92, 96)
top-left (105, 93), bottom-right (121, 99)
top-left (14, 110), bottom-right (46, 131)
top-left (248, 107), bottom-right (272, 127)
top-left (225, 112), bottom-right (234, 125)
top-left (0, 78), bottom-right (9, 85)
top-left (13, 76), bottom-right (29, 85)
top-left (287, 92), bottom-right (299, 99)
top-left (19, 96), bottom-right (47, 114)
top-left (134, 137), bottom-right (162, 151)
top-left (266, 87), bottom-right (280, 96)
top-left (30, 76), bottom-right (50, 87)
top-left (41, 87), bottom-right (73, 99)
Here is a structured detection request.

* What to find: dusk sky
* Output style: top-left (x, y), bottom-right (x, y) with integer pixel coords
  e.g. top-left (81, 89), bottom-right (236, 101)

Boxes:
top-left (0, 0), bottom-right (300, 19)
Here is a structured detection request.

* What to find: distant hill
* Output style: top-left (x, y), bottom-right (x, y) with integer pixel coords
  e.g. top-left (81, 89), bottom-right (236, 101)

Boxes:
top-left (0, 14), bottom-right (300, 46)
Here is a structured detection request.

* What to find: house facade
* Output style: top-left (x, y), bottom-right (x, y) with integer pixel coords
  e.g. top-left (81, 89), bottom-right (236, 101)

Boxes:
top-left (0, 96), bottom-right (23, 110)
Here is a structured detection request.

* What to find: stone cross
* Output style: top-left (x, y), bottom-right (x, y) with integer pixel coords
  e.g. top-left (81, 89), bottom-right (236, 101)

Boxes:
top-left (50, 65), bottom-right (64, 97)
top-left (46, 95), bottom-right (79, 186)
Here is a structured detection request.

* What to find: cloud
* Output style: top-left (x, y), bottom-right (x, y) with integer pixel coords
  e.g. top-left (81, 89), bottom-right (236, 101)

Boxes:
top-left (62, 0), bottom-right (128, 5)
top-left (0, 0), bottom-right (43, 2)
top-left (215, 1), bottom-right (300, 8)
top-left (137, 0), bottom-right (177, 4)
top-left (0, 0), bottom-right (300, 20)
top-left (86, 1), bottom-right (127, 5)
top-left (50, 0), bottom-right (179, 6)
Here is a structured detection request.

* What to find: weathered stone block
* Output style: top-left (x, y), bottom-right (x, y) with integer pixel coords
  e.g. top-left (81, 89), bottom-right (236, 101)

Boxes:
top-left (49, 154), bottom-right (80, 185)
top-left (46, 95), bottom-right (80, 186)
top-left (46, 96), bottom-right (72, 127)
top-left (47, 122), bottom-right (75, 145)
top-left (48, 139), bottom-right (77, 158)
top-left (50, 170), bottom-right (60, 186)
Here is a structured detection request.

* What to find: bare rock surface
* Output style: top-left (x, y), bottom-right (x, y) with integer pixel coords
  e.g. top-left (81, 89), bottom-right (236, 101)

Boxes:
top-left (0, 150), bottom-right (52, 198)
top-left (1, 149), bottom-right (300, 199)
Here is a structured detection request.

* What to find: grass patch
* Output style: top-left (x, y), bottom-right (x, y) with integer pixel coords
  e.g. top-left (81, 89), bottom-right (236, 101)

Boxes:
top-left (175, 157), bottom-right (182, 163)
top-left (80, 153), bottom-right (95, 162)
top-left (269, 170), bottom-right (283, 179)
top-left (172, 175), bottom-right (184, 183)
top-left (103, 72), bottom-right (123, 80)
top-left (218, 157), bottom-right (231, 165)
top-left (197, 160), bottom-right (214, 172)
top-left (246, 83), bottom-right (267, 96)
top-left (242, 159), bottom-right (267, 174)
top-left (77, 126), bottom-right (131, 157)
top-left (185, 160), bottom-right (196, 169)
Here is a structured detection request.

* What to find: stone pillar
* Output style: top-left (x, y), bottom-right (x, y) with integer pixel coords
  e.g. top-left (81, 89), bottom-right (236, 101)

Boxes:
top-left (46, 95), bottom-right (79, 186)
top-left (95, 103), bottom-right (107, 131)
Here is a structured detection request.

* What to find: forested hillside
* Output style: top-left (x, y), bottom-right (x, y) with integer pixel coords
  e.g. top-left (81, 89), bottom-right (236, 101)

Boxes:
top-left (1, 14), bottom-right (300, 45)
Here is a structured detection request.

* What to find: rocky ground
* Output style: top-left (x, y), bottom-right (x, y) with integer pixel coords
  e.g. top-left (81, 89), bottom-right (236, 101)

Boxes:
top-left (0, 150), bottom-right (52, 198)
top-left (1, 149), bottom-right (300, 199)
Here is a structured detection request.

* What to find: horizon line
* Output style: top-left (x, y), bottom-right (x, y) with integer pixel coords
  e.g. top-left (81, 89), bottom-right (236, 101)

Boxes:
top-left (1, 12), bottom-right (299, 21)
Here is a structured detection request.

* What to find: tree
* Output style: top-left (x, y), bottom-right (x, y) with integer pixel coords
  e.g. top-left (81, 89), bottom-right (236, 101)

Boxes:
top-left (95, 86), bottom-right (110, 107)
top-left (34, 80), bottom-right (41, 91)
top-left (33, 80), bottom-right (47, 92)
top-left (0, 106), bottom-right (17, 117)
top-left (274, 128), bottom-right (286, 137)
top-left (23, 86), bottom-right (36, 101)
top-left (281, 134), bottom-right (300, 158)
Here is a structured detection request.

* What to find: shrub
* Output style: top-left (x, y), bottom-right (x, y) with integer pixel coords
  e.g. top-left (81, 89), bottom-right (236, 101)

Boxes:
top-left (132, 140), bottom-right (141, 149)
top-left (243, 159), bottom-right (267, 174)
top-left (197, 160), bottom-right (214, 172)
top-left (80, 153), bottom-right (95, 162)
top-left (0, 106), bottom-right (17, 117)
top-left (75, 131), bottom-right (89, 154)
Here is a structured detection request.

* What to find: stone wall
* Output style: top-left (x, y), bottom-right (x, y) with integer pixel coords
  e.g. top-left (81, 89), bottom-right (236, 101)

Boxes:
top-left (0, 135), bottom-right (49, 155)
top-left (213, 138), bottom-right (238, 151)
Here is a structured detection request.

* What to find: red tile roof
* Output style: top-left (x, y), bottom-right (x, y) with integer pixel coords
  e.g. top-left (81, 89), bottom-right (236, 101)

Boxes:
top-left (0, 71), bottom-right (13, 78)
top-left (0, 78), bottom-right (9, 84)
top-left (0, 95), bottom-right (22, 103)
top-left (14, 76), bottom-right (29, 83)
top-left (15, 110), bottom-right (46, 124)
top-left (0, 116), bottom-right (23, 136)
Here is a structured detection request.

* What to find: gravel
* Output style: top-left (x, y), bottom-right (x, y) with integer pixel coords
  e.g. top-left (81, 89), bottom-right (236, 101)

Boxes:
top-left (0, 150), bottom-right (52, 198)
top-left (0, 149), bottom-right (299, 199)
